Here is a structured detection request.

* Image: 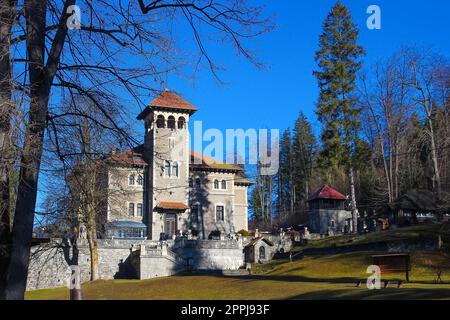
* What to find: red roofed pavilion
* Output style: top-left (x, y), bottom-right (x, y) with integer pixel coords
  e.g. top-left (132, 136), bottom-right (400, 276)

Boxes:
top-left (307, 185), bottom-right (347, 202)
top-left (307, 185), bottom-right (352, 235)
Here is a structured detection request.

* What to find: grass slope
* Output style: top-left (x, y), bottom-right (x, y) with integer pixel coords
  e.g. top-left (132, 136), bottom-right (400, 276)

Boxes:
top-left (25, 275), bottom-right (450, 300)
top-left (302, 224), bottom-right (450, 249)
top-left (26, 251), bottom-right (450, 300)
top-left (26, 224), bottom-right (450, 300)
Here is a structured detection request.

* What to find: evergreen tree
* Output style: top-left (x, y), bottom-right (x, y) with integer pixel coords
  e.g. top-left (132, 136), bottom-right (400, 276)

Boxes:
top-left (313, 1), bottom-right (365, 232)
top-left (292, 112), bottom-right (317, 207)
top-left (276, 128), bottom-right (293, 222)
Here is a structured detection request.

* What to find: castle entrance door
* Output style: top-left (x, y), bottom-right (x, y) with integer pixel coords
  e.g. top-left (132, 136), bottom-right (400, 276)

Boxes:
top-left (165, 214), bottom-right (177, 237)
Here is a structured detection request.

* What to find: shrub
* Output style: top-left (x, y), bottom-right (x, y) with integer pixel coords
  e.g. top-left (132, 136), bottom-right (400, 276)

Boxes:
top-left (237, 229), bottom-right (252, 237)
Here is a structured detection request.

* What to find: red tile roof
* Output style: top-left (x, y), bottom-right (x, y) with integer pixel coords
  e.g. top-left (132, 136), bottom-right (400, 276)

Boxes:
top-left (156, 202), bottom-right (189, 210)
top-left (107, 150), bottom-right (147, 166)
top-left (151, 91), bottom-right (196, 111)
top-left (137, 91), bottom-right (197, 119)
top-left (307, 185), bottom-right (347, 202)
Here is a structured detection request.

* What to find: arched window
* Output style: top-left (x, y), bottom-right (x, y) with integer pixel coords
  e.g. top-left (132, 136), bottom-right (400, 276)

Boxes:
top-left (156, 115), bottom-right (165, 128)
top-left (259, 246), bottom-right (266, 260)
top-left (167, 116), bottom-right (176, 129)
top-left (165, 161), bottom-right (171, 177)
top-left (221, 180), bottom-right (227, 190)
top-left (195, 178), bottom-right (201, 188)
top-left (137, 175), bottom-right (143, 185)
top-left (177, 117), bottom-right (186, 129)
top-left (129, 174), bottom-right (135, 185)
top-left (172, 161), bottom-right (179, 177)
top-left (214, 179), bottom-right (219, 189)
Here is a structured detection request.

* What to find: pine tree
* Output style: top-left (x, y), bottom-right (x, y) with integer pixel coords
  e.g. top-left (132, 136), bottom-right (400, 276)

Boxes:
top-left (276, 128), bottom-right (293, 222)
top-left (313, 1), bottom-right (365, 232)
top-left (292, 112), bottom-right (317, 207)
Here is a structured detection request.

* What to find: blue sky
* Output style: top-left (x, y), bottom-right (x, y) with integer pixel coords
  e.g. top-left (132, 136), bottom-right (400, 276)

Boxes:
top-left (153, 0), bottom-right (450, 140)
top-left (36, 0), bottom-right (450, 215)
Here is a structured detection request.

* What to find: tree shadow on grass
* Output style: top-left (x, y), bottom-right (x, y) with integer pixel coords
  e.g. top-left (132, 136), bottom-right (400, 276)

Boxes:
top-left (216, 274), bottom-right (362, 285)
top-left (287, 287), bottom-right (450, 300)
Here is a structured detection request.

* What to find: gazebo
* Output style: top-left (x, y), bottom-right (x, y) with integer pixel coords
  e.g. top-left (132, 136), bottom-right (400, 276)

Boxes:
top-left (307, 185), bottom-right (352, 235)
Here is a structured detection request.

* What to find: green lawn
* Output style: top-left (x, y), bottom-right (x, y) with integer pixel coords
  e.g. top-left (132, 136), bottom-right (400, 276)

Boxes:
top-left (25, 275), bottom-right (450, 300)
top-left (26, 251), bottom-right (450, 300)
top-left (301, 223), bottom-right (450, 249)
top-left (252, 251), bottom-right (450, 282)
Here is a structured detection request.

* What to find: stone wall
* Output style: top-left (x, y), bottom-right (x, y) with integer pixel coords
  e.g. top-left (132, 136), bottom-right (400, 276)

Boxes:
top-left (27, 239), bottom-right (159, 291)
top-left (173, 239), bottom-right (245, 271)
top-left (234, 186), bottom-right (249, 232)
top-left (107, 166), bottom-right (146, 223)
top-left (302, 238), bottom-right (440, 256)
top-left (27, 238), bottom-right (245, 291)
top-left (309, 209), bottom-right (352, 234)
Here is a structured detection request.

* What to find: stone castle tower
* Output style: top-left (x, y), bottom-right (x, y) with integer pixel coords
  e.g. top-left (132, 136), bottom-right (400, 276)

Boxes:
top-left (137, 91), bottom-right (197, 239)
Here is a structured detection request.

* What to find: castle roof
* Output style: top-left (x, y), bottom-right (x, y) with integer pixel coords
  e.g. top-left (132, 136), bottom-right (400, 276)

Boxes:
top-left (190, 150), bottom-right (244, 173)
top-left (156, 201), bottom-right (189, 211)
top-left (106, 147), bottom-right (253, 184)
top-left (234, 174), bottom-right (254, 186)
top-left (106, 149), bottom-right (147, 166)
top-left (307, 185), bottom-right (347, 202)
top-left (137, 91), bottom-right (197, 119)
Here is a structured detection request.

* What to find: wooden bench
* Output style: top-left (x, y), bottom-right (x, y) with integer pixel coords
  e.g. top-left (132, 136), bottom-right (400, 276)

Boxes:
top-left (356, 254), bottom-right (411, 288)
top-left (374, 253), bottom-right (411, 288)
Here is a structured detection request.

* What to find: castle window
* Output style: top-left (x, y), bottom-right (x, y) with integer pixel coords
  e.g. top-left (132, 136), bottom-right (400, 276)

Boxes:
top-left (172, 161), bottom-right (179, 177)
top-left (189, 178), bottom-right (193, 188)
top-left (167, 116), bottom-right (176, 129)
top-left (129, 174), bottom-right (135, 185)
top-left (156, 115), bottom-right (165, 128)
top-left (216, 205), bottom-right (224, 221)
top-left (137, 175), bottom-right (143, 186)
top-left (128, 203), bottom-right (135, 216)
top-left (164, 160), bottom-right (171, 177)
top-left (221, 180), bottom-right (227, 190)
top-left (137, 203), bottom-right (143, 217)
top-left (177, 117), bottom-right (186, 129)
top-left (259, 246), bottom-right (266, 260)
top-left (195, 178), bottom-right (201, 188)
top-left (214, 179), bottom-right (219, 189)
top-left (168, 137), bottom-right (175, 149)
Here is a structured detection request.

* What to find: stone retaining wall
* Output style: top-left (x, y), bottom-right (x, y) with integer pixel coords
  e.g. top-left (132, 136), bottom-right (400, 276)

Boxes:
top-left (27, 238), bottom-right (245, 291)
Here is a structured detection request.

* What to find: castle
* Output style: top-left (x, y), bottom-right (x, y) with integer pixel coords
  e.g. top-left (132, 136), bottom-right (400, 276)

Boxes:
top-left (96, 90), bottom-right (252, 241)
top-left (27, 91), bottom-right (257, 291)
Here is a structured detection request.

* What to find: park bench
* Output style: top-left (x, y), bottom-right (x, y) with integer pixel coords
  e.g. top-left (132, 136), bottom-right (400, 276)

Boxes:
top-left (373, 254), bottom-right (411, 288)
top-left (356, 253), bottom-right (411, 288)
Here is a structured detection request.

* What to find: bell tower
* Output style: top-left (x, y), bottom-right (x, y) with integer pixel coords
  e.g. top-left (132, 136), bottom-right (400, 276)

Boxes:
top-left (137, 91), bottom-right (197, 240)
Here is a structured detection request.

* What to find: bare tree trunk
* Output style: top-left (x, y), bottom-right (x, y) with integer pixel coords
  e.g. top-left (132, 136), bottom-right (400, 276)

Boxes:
top-left (87, 229), bottom-right (99, 281)
top-left (3, 0), bottom-right (49, 299)
top-left (0, 0), bottom-right (17, 299)
top-left (4, 0), bottom-right (73, 299)
top-left (349, 166), bottom-right (358, 233)
top-left (428, 117), bottom-right (442, 196)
